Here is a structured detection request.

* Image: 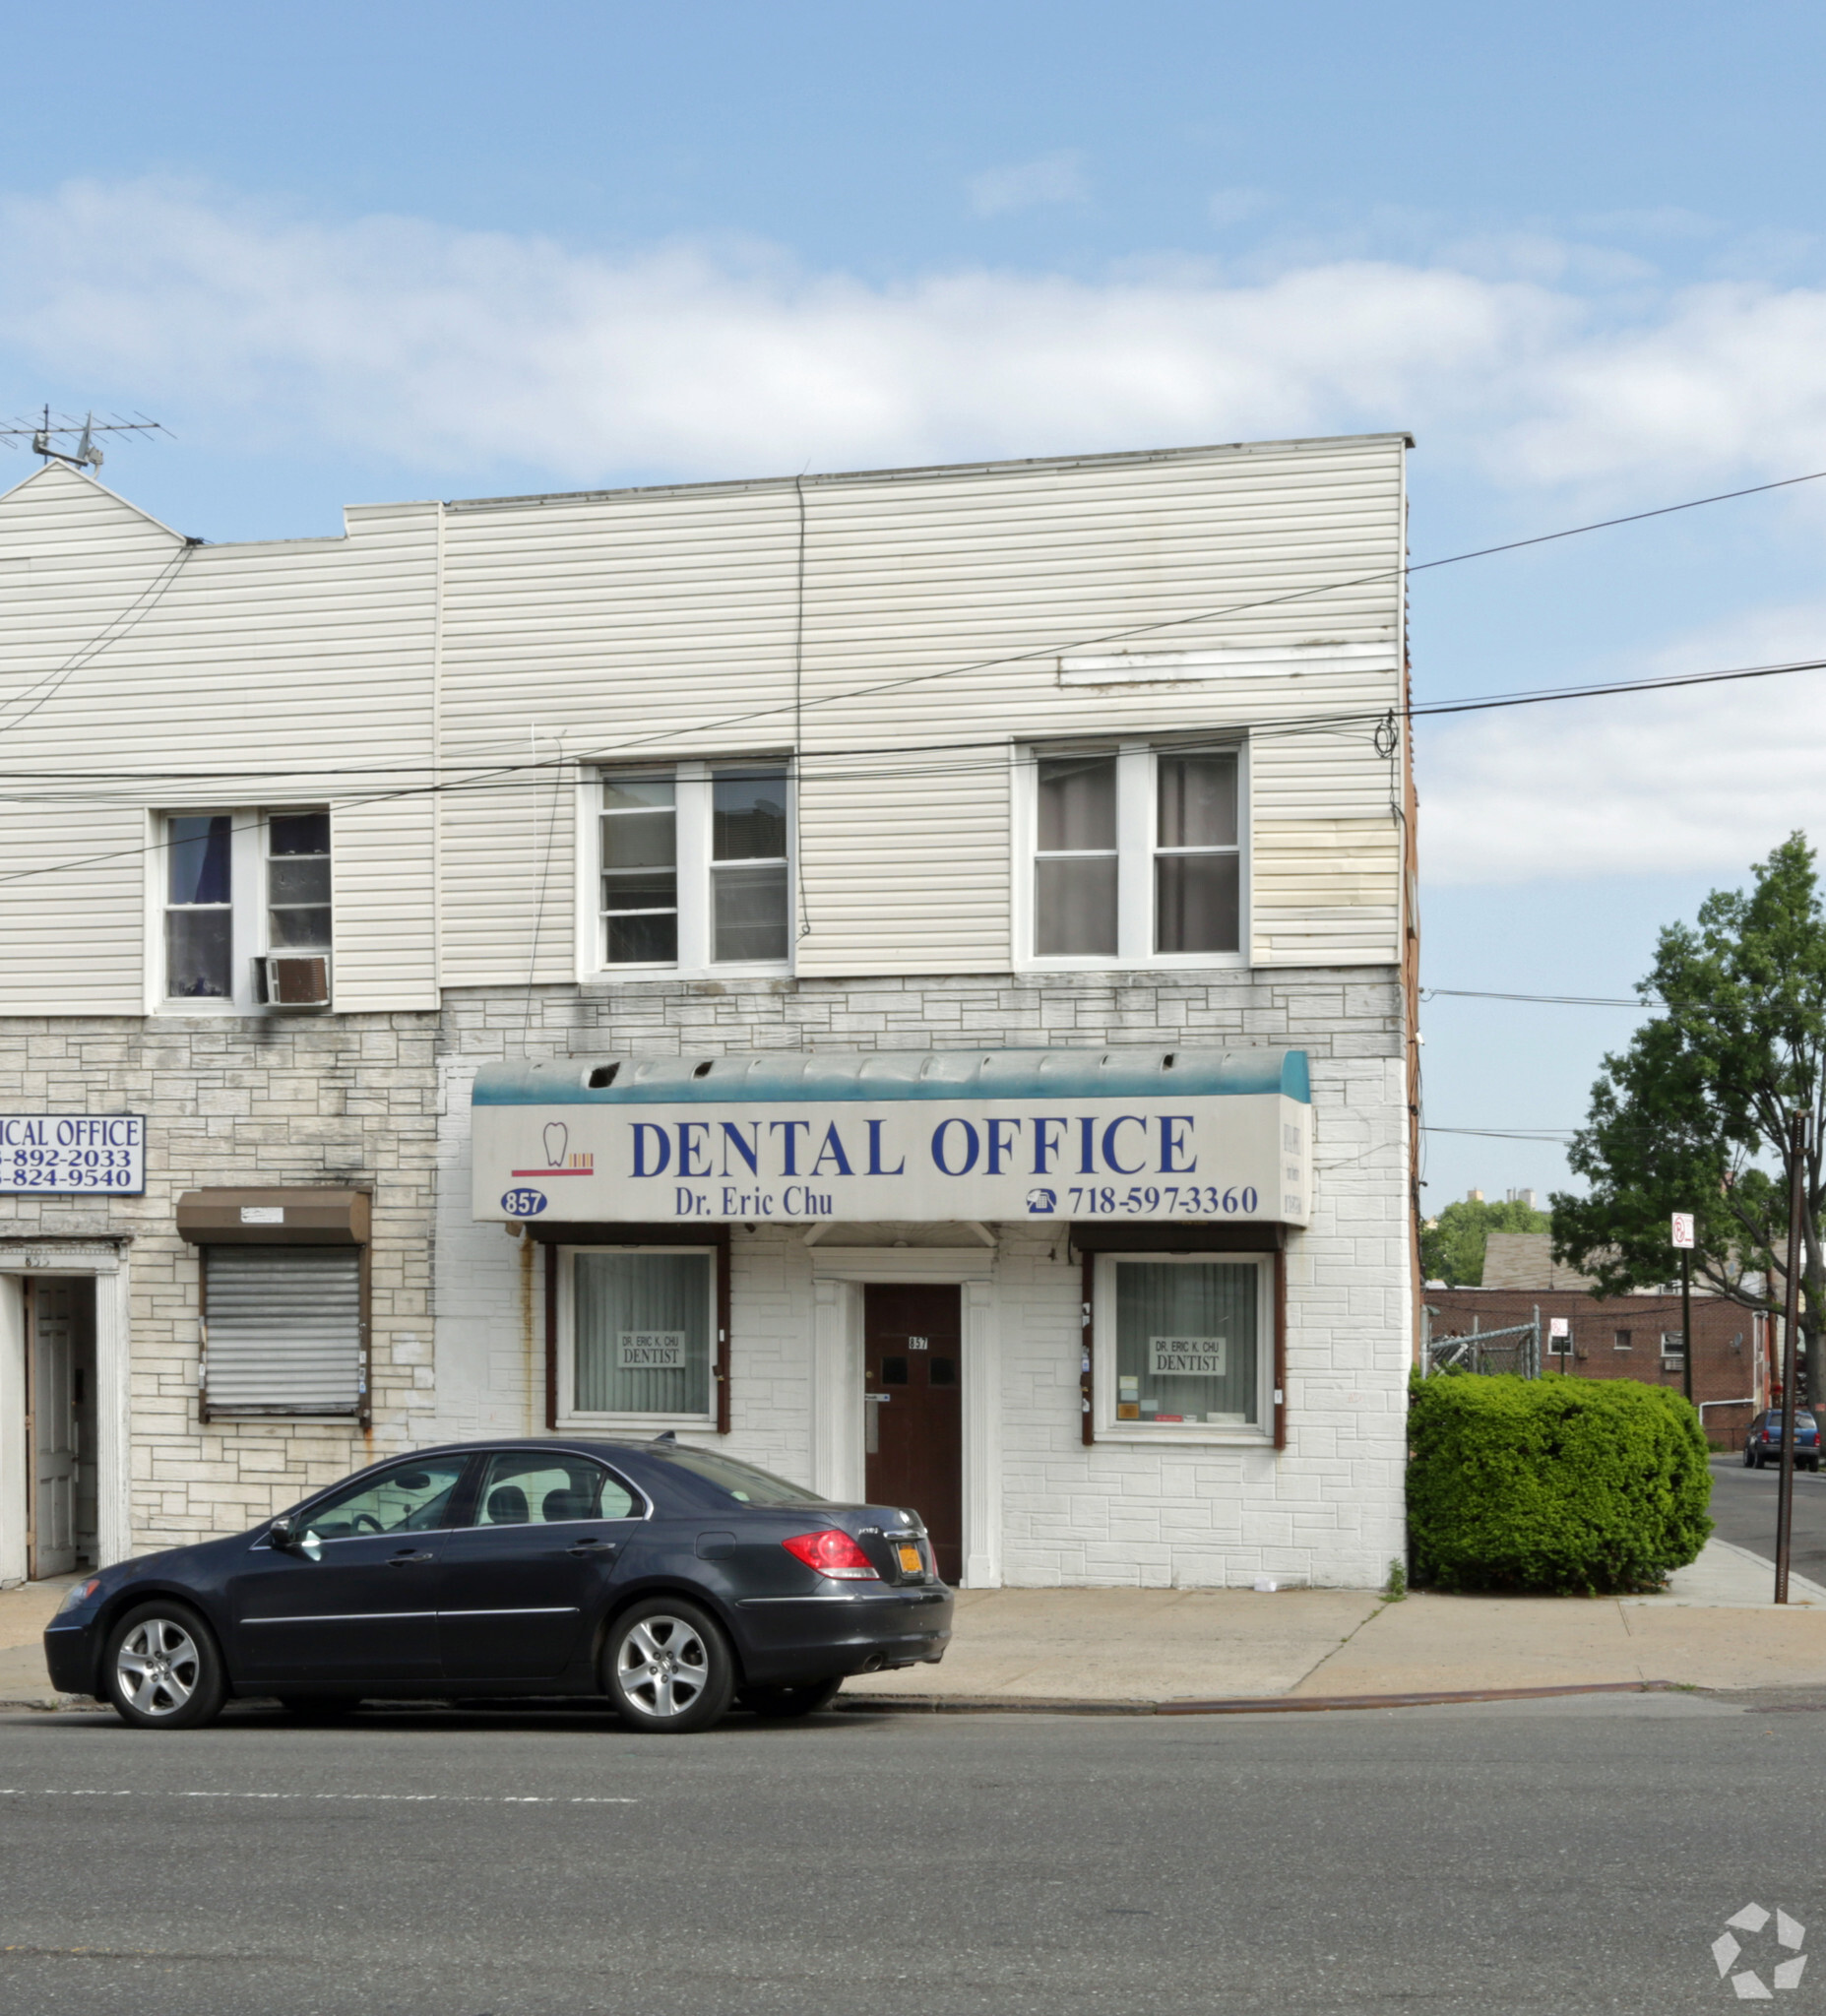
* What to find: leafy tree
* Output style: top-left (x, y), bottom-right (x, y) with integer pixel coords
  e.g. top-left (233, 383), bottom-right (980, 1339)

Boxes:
top-left (1421, 1196), bottom-right (1550, 1286)
top-left (1552, 833), bottom-right (1826, 1388)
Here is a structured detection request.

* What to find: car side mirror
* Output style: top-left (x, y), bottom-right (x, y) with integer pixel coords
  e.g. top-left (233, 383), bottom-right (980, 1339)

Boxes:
top-left (268, 1517), bottom-right (298, 1551)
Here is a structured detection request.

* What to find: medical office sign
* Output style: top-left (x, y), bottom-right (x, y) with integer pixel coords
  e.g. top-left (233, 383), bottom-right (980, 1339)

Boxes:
top-left (472, 1052), bottom-right (1312, 1228)
top-left (0, 1113), bottom-right (146, 1194)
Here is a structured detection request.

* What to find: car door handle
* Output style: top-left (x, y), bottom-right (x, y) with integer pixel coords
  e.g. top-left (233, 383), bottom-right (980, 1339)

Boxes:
top-left (387, 1549), bottom-right (433, 1565)
top-left (566, 1539), bottom-right (618, 1558)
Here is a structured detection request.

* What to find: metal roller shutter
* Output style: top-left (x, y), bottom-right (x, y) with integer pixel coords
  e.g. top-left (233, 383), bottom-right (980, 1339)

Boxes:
top-left (204, 1244), bottom-right (362, 1415)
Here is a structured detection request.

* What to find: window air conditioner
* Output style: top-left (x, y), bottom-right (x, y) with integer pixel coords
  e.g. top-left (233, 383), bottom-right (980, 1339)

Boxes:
top-left (256, 954), bottom-right (332, 1009)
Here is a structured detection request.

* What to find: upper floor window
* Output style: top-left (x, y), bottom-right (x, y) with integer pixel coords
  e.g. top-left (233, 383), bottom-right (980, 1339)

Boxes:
top-left (1027, 745), bottom-right (1242, 966)
top-left (597, 763), bottom-right (791, 975)
top-left (160, 809), bottom-right (333, 1010)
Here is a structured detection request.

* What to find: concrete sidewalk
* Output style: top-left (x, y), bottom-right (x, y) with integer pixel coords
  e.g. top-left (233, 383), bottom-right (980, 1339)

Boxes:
top-left (844, 1538), bottom-right (1826, 1708)
top-left (5, 1539), bottom-right (1824, 1714)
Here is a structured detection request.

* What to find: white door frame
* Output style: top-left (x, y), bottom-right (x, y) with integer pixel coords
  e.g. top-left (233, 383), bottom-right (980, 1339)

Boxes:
top-left (0, 1241), bottom-right (132, 1583)
top-left (807, 1246), bottom-right (1001, 1589)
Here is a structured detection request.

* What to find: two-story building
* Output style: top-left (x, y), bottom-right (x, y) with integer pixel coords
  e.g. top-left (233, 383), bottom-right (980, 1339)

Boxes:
top-left (0, 431), bottom-right (1416, 1591)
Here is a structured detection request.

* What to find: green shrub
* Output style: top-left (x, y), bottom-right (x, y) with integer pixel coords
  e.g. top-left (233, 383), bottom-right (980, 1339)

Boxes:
top-left (1407, 1374), bottom-right (1712, 1594)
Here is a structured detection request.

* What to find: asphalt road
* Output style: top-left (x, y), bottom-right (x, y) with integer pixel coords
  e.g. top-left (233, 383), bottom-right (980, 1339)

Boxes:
top-left (1, 1690), bottom-right (1821, 2015)
top-left (1707, 1455), bottom-right (1826, 1585)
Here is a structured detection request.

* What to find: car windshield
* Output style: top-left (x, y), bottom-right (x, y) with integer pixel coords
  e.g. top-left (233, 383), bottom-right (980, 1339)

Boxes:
top-left (653, 1446), bottom-right (826, 1507)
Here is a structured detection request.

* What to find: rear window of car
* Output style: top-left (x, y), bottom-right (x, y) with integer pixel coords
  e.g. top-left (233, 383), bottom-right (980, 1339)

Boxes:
top-left (653, 1447), bottom-right (826, 1507)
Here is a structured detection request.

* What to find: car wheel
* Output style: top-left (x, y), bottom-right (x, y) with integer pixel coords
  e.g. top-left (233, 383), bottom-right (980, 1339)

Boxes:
top-left (1744, 1443), bottom-right (1756, 1467)
top-left (104, 1602), bottom-right (226, 1731)
top-left (740, 1677), bottom-right (845, 1720)
top-left (603, 1599), bottom-right (734, 1734)
top-left (1755, 1453), bottom-right (1767, 1470)
top-left (275, 1695), bottom-right (360, 1717)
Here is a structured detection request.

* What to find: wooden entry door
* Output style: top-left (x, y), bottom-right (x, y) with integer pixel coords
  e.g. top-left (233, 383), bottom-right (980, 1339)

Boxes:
top-left (29, 1281), bottom-right (79, 1578)
top-left (864, 1283), bottom-right (963, 1584)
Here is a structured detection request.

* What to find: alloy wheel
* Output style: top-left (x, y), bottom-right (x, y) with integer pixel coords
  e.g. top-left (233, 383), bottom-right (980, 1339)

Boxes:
top-left (116, 1618), bottom-right (201, 1720)
top-left (616, 1614), bottom-right (711, 1720)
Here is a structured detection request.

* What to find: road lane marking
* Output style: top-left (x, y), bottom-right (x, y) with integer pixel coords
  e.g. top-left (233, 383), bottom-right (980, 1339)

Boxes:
top-left (0, 1789), bottom-right (636, 1804)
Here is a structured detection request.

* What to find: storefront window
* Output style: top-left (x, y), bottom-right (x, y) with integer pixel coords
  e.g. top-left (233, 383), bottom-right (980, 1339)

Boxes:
top-left (572, 1249), bottom-right (713, 1418)
top-left (1112, 1257), bottom-right (1263, 1427)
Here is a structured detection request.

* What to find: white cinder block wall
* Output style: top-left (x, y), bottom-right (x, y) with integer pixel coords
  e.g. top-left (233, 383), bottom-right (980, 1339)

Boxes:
top-left (429, 968), bottom-right (1409, 1590)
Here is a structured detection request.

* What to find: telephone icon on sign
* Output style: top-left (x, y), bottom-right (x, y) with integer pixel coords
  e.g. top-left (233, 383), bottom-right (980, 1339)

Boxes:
top-left (1027, 1187), bottom-right (1057, 1215)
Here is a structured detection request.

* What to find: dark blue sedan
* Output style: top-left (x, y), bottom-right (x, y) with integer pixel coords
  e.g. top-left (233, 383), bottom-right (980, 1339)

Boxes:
top-left (44, 1438), bottom-right (952, 1734)
top-left (1742, 1408), bottom-right (1823, 1472)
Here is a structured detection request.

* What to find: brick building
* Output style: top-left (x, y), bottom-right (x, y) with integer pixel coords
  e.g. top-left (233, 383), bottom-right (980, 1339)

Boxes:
top-left (1426, 1236), bottom-right (1766, 1448)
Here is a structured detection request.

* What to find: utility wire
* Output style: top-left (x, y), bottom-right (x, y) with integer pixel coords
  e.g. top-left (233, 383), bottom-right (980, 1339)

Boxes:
top-left (9, 632), bottom-right (1826, 890)
top-left (11, 460), bottom-right (1826, 797)
top-left (3, 642), bottom-right (1826, 807)
top-left (1421, 1125), bottom-right (1578, 1141)
top-left (13, 465), bottom-right (1826, 884)
top-left (1422, 986), bottom-right (1658, 1008)
top-left (0, 541), bottom-right (195, 737)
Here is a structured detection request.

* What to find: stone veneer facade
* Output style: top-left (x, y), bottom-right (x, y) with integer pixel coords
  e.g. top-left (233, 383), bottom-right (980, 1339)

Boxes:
top-left (0, 1013), bottom-right (442, 1550)
top-left (430, 966), bottom-right (1411, 1591)
top-left (2, 965), bottom-right (1409, 1587)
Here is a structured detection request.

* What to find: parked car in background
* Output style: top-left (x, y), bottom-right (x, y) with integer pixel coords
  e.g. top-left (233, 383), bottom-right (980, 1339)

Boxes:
top-left (1742, 1409), bottom-right (1823, 1471)
top-left (44, 1439), bottom-right (952, 1733)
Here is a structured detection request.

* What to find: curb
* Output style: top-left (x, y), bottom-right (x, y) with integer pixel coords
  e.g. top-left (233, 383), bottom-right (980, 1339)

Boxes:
top-left (840, 1679), bottom-right (1676, 1719)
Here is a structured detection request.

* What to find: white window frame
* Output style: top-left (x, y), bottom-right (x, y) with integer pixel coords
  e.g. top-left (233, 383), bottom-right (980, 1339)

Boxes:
top-left (1013, 739), bottom-right (1249, 971)
top-left (1092, 1250), bottom-right (1275, 1446)
top-left (582, 760), bottom-right (795, 981)
top-left (553, 1243), bottom-right (720, 1433)
top-left (147, 806), bottom-right (335, 1015)
top-left (1660, 1330), bottom-right (1686, 1363)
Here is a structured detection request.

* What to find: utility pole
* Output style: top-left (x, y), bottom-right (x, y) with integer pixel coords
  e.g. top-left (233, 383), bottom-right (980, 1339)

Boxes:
top-left (1775, 1110), bottom-right (1809, 1606)
top-left (1671, 1211), bottom-right (1695, 1406)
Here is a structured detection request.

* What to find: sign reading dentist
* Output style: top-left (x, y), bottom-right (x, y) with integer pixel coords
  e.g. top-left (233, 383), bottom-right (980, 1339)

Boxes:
top-left (472, 1049), bottom-right (1311, 1228)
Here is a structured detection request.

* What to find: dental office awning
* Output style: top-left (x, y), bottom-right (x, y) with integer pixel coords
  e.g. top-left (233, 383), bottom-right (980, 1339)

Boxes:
top-left (472, 1048), bottom-right (1312, 1228)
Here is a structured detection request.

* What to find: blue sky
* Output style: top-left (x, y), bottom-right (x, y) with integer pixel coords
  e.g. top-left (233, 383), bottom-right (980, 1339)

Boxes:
top-left (7, 1), bottom-right (1826, 1208)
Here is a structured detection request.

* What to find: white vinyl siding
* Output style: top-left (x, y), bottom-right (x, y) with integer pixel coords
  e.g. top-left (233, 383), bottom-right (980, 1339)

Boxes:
top-left (0, 434), bottom-right (1407, 1004)
top-left (0, 471), bottom-right (439, 1014)
top-left (202, 1246), bottom-right (363, 1416)
top-left (437, 435), bottom-right (1406, 983)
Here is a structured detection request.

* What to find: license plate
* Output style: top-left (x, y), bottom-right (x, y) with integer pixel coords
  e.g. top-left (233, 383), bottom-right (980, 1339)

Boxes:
top-left (897, 1543), bottom-right (923, 1575)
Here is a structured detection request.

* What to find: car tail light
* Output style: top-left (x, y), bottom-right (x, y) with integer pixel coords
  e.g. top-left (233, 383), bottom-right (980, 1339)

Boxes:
top-left (782, 1529), bottom-right (881, 1581)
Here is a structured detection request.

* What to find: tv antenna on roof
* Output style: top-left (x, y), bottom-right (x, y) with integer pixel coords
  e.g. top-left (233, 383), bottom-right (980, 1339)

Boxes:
top-left (0, 406), bottom-right (168, 474)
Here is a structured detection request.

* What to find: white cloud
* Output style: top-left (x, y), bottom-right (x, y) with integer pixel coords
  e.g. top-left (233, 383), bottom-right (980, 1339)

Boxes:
top-left (1420, 603), bottom-right (1826, 884)
top-left (0, 179), bottom-right (1553, 479)
top-left (12, 178), bottom-right (1826, 501)
top-left (13, 181), bottom-right (1826, 885)
top-left (966, 153), bottom-right (1088, 218)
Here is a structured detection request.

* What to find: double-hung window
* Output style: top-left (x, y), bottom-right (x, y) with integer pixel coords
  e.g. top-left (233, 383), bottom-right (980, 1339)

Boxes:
top-left (159, 808), bottom-right (334, 1011)
top-left (597, 762), bottom-right (791, 974)
top-left (1028, 744), bottom-right (1243, 965)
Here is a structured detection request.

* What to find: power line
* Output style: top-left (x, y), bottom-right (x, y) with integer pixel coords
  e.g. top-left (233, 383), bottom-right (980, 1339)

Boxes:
top-left (1422, 986), bottom-right (1657, 1008)
top-left (1421, 1126), bottom-right (1577, 1141)
top-left (11, 458), bottom-right (1826, 798)
top-left (4, 638), bottom-right (1826, 809)
top-left (7, 628), bottom-right (1826, 890)
top-left (11, 462), bottom-right (1826, 885)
